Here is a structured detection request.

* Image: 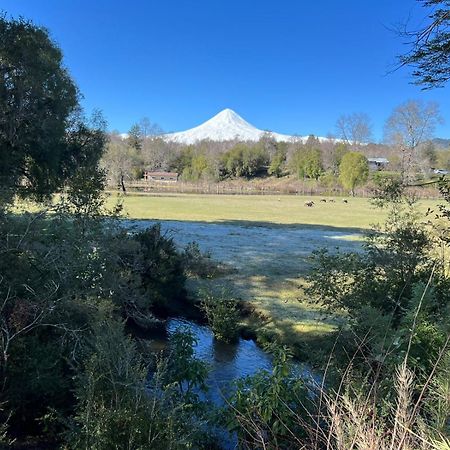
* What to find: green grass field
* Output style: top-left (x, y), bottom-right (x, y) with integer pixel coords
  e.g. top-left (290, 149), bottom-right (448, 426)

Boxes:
top-left (109, 192), bottom-right (438, 229)
top-left (109, 192), bottom-right (440, 357)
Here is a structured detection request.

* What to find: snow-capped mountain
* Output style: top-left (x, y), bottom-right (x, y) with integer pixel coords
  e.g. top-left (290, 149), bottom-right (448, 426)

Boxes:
top-left (163, 109), bottom-right (308, 144)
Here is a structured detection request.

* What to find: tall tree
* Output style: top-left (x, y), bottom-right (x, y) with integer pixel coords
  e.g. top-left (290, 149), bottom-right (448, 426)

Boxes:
top-left (339, 152), bottom-right (369, 195)
top-left (384, 99), bottom-right (442, 180)
top-left (127, 123), bottom-right (142, 152)
top-left (0, 16), bottom-right (105, 204)
top-left (397, 0), bottom-right (450, 89)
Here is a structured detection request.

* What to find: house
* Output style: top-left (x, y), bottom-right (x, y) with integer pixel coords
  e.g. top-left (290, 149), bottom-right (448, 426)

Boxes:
top-left (143, 170), bottom-right (179, 182)
top-left (368, 157), bottom-right (389, 171)
top-left (432, 168), bottom-right (450, 175)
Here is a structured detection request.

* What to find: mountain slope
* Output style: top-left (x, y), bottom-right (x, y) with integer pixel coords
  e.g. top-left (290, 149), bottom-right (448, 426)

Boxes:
top-left (164, 109), bottom-right (303, 144)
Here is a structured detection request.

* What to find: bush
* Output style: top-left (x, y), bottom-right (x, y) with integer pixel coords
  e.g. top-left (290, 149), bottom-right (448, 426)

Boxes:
top-left (225, 344), bottom-right (310, 448)
top-left (68, 319), bottom-right (211, 449)
top-left (200, 289), bottom-right (240, 343)
top-left (115, 224), bottom-right (186, 326)
top-left (182, 241), bottom-right (218, 278)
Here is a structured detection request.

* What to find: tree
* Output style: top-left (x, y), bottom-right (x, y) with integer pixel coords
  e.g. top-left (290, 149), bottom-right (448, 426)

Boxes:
top-left (339, 152), bottom-right (369, 195)
top-left (331, 143), bottom-right (349, 175)
top-left (291, 145), bottom-right (323, 180)
top-left (221, 143), bottom-right (269, 178)
top-left (139, 117), bottom-right (163, 139)
top-left (397, 0), bottom-right (450, 88)
top-left (335, 112), bottom-right (373, 145)
top-left (268, 144), bottom-right (287, 177)
top-left (101, 136), bottom-right (140, 191)
top-left (384, 100), bottom-right (442, 180)
top-left (127, 123), bottom-right (142, 151)
top-left (0, 16), bottom-right (104, 204)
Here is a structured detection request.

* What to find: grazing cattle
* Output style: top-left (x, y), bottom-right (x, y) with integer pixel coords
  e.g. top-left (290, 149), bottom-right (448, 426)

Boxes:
top-left (320, 198), bottom-right (327, 203)
top-left (343, 199), bottom-right (348, 204)
top-left (329, 199), bottom-right (335, 203)
top-left (305, 201), bottom-right (315, 207)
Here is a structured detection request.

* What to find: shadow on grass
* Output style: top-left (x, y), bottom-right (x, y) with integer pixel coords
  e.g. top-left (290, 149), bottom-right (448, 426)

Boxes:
top-left (124, 217), bottom-right (368, 234)
top-left (124, 217), bottom-right (362, 363)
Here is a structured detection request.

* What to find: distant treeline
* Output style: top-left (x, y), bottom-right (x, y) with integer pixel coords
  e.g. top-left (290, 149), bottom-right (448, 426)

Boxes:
top-left (102, 125), bottom-right (450, 194)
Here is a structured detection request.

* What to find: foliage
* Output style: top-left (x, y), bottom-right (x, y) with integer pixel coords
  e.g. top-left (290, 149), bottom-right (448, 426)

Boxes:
top-left (68, 319), bottom-right (211, 449)
top-left (200, 289), bottom-right (240, 343)
top-left (113, 224), bottom-right (186, 325)
top-left (162, 328), bottom-right (210, 401)
top-left (331, 142), bottom-right (349, 174)
top-left (127, 123), bottom-right (143, 151)
top-left (268, 144), bottom-right (287, 177)
top-left (291, 145), bottom-right (324, 180)
top-left (398, 0), bottom-right (450, 88)
top-left (221, 143), bottom-right (269, 178)
top-left (226, 344), bottom-right (309, 448)
top-left (0, 16), bottom-right (105, 204)
top-left (182, 241), bottom-right (221, 278)
top-left (339, 151), bottom-right (369, 195)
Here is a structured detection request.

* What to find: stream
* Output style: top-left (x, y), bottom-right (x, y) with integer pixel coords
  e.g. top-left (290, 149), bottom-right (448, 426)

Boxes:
top-left (147, 318), bottom-right (316, 406)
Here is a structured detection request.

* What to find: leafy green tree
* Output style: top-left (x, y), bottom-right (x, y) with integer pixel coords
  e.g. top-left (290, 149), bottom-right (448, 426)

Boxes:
top-left (127, 123), bottom-right (143, 151)
top-left (339, 152), bottom-right (369, 195)
top-left (291, 146), bottom-right (323, 180)
top-left (182, 154), bottom-right (209, 181)
top-left (331, 142), bottom-right (349, 175)
top-left (268, 143), bottom-right (287, 177)
top-left (226, 345), bottom-right (309, 448)
top-left (221, 143), bottom-right (269, 178)
top-left (0, 16), bottom-right (103, 204)
top-left (70, 320), bottom-right (210, 449)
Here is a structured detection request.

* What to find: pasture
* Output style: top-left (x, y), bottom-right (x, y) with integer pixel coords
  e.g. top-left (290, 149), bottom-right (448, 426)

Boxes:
top-left (117, 193), bottom-right (437, 354)
top-left (110, 192), bottom-right (438, 229)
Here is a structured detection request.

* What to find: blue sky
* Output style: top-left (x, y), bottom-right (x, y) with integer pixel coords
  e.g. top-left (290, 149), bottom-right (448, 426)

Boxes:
top-left (2, 0), bottom-right (449, 140)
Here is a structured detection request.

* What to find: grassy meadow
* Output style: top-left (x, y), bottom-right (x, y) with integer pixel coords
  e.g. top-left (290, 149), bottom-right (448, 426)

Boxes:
top-left (110, 191), bottom-right (438, 229)
top-left (113, 192), bottom-right (440, 357)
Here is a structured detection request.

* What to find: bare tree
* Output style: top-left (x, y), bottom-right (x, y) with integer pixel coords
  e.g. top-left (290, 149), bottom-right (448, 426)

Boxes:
top-left (139, 117), bottom-right (163, 139)
top-left (336, 113), bottom-right (373, 146)
top-left (384, 99), bottom-right (443, 180)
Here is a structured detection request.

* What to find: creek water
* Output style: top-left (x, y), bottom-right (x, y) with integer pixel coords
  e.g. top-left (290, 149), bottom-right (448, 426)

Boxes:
top-left (147, 318), bottom-right (315, 406)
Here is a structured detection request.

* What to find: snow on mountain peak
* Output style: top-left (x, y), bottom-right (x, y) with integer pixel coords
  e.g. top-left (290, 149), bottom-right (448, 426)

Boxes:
top-left (164, 108), bottom-right (293, 144)
top-left (162, 109), bottom-right (329, 145)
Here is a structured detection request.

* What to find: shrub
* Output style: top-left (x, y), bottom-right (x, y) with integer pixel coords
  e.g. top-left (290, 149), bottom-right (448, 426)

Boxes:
top-left (68, 319), bottom-right (211, 449)
top-left (200, 289), bottom-right (240, 343)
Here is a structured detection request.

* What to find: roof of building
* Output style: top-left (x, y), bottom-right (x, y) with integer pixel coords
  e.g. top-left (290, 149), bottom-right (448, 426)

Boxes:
top-left (145, 171), bottom-right (178, 177)
top-left (368, 157), bottom-right (389, 164)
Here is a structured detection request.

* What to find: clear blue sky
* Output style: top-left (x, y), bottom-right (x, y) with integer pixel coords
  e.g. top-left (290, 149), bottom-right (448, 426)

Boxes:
top-left (2, 0), bottom-right (449, 140)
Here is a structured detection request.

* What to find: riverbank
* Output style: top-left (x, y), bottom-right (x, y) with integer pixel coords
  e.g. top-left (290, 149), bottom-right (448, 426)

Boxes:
top-left (126, 218), bottom-right (362, 363)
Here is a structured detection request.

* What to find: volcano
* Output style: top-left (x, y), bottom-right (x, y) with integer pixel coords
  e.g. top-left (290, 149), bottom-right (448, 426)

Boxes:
top-left (163, 109), bottom-right (297, 144)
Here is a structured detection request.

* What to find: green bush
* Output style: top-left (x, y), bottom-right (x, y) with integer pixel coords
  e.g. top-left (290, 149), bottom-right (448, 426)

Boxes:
top-left (200, 289), bottom-right (240, 343)
top-left (68, 319), bottom-right (211, 449)
top-left (225, 345), bottom-right (309, 448)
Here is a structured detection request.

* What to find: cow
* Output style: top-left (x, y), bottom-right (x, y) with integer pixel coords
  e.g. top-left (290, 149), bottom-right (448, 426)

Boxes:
top-left (320, 198), bottom-right (327, 203)
top-left (343, 199), bottom-right (348, 204)
top-left (305, 201), bottom-right (315, 207)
